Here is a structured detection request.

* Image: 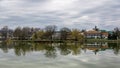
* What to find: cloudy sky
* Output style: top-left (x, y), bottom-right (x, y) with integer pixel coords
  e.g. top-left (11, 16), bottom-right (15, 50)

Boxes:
top-left (0, 0), bottom-right (120, 30)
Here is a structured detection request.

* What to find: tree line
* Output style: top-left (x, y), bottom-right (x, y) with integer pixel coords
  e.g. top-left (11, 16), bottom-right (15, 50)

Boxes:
top-left (0, 25), bottom-right (84, 41)
top-left (0, 25), bottom-right (120, 41)
top-left (108, 27), bottom-right (120, 40)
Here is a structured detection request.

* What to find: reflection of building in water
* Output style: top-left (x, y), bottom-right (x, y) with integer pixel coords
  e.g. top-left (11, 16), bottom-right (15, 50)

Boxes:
top-left (84, 42), bottom-right (109, 54)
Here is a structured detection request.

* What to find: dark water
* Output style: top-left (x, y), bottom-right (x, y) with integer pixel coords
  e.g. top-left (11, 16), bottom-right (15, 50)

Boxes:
top-left (0, 42), bottom-right (120, 68)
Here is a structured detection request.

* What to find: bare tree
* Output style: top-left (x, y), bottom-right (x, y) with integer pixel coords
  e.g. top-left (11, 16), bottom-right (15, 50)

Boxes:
top-left (13, 27), bottom-right (22, 40)
top-left (114, 27), bottom-right (120, 39)
top-left (44, 25), bottom-right (57, 40)
top-left (60, 27), bottom-right (71, 40)
top-left (1, 26), bottom-right (9, 39)
top-left (21, 27), bottom-right (31, 40)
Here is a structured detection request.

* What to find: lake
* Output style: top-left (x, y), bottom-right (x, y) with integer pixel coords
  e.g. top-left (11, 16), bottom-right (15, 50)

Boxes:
top-left (0, 42), bottom-right (120, 68)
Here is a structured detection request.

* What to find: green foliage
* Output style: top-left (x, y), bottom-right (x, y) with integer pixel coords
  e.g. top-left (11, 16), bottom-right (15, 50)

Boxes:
top-left (70, 29), bottom-right (84, 41)
top-left (32, 30), bottom-right (45, 40)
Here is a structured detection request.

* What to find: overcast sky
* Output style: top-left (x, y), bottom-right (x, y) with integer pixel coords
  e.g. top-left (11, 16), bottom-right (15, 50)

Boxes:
top-left (0, 0), bottom-right (120, 30)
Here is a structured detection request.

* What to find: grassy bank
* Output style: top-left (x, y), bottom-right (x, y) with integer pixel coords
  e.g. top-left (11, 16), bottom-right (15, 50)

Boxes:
top-left (12, 39), bottom-right (84, 43)
top-left (5, 39), bottom-right (120, 43)
top-left (12, 40), bottom-right (64, 43)
top-left (85, 39), bottom-right (120, 43)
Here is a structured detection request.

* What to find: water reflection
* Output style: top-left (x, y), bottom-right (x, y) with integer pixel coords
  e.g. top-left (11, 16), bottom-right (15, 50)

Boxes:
top-left (0, 42), bottom-right (120, 58)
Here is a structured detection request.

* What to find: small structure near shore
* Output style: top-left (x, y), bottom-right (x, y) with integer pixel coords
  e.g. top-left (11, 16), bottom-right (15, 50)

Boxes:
top-left (84, 26), bottom-right (109, 39)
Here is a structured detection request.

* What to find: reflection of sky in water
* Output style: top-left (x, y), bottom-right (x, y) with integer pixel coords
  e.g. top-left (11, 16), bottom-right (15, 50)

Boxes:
top-left (0, 48), bottom-right (120, 68)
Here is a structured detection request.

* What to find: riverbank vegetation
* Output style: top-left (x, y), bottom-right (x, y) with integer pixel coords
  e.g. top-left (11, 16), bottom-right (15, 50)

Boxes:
top-left (0, 25), bottom-right (120, 43)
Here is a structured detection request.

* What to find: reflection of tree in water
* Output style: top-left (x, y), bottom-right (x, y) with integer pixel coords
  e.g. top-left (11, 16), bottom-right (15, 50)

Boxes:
top-left (58, 43), bottom-right (71, 55)
top-left (32, 43), bottom-right (57, 58)
top-left (93, 49), bottom-right (99, 55)
top-left (31, 43), bottom-right (46, 51)
top-left (0, 42), bottom-right (85, 57)
top-left (1, 41), bottom-right (120, 57)
top-left (57, 43), bottom-right (82, 55)
top-left (14, 42), bottom-right (31, 56)
top-left (0, 43), bottom-right (8, 53)
top-left (108, 43), bottom-right (120, 55)
top-left (68, 43), bottom-right (82, 55)
top-left (13, 42), bottom-right (48, 56)
top-left (13, 42), bottom-right (57, 58)
top-left (44, 44), bottom-right (57, 58)
top-left (0, 42), bottom-right (13, 53)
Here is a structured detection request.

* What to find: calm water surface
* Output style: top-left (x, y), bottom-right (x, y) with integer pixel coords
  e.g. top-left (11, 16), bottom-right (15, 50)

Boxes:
top-left (0, 42), bottom-right (120, 68)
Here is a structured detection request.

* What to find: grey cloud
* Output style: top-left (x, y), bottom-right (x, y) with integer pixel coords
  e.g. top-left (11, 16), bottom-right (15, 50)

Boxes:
top-left (0, 11), bottom-right (64, 29)
top-left (73, 0), bottom-right (120, 30)
top-left (25, 0), bottom-right (48, 2)
top-left (0, 0), bottom-right (119, 30)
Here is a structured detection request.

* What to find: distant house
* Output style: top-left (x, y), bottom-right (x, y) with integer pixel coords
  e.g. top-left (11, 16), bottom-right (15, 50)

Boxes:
top-left (84, 26), bottom-right (108, 39)
top-left (101, 32), bottom-right (108, 39)
top-left (84, 30), bottom-right (101, 39)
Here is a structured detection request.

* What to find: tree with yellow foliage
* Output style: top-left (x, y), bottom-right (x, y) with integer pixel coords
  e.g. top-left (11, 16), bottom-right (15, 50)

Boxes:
top-left (70, 29), bottom-right (84, 41)
top-left (32, 30), bottom-right (45, 40)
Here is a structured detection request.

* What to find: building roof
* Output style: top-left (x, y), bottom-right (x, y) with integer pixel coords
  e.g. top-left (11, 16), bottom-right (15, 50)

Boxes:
top-left (85, 30), bottom-right (101, 34)
top-left (101, 32), bottom-right (108, 36)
